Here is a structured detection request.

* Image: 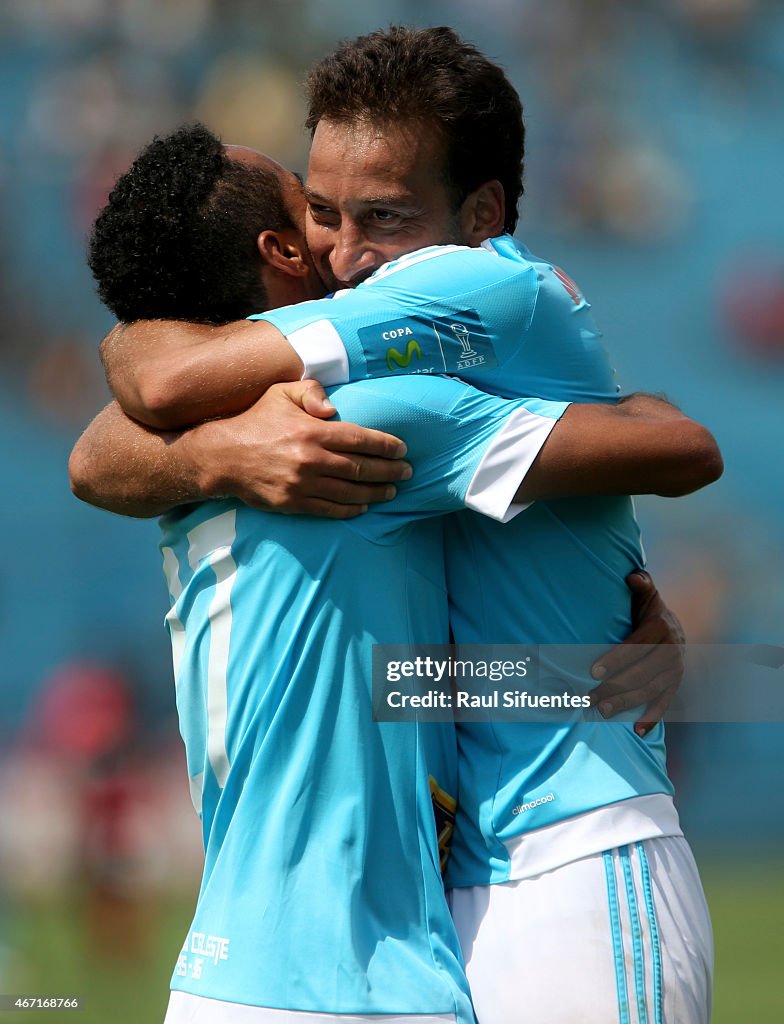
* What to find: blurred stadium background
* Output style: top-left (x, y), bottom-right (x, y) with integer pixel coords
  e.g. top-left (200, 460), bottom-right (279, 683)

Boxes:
top-left (0, 0), bottom-right (782, 1020)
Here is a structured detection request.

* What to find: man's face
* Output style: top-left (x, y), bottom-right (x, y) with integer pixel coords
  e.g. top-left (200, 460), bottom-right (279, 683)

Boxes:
top-left (304, 120), bottom-right (464, 290)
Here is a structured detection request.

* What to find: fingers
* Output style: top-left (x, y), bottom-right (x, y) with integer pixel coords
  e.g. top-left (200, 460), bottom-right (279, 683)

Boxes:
top-left (246, 496), bottom-right (370, 520)
top-left (303, 478), bottom-right (401, 506)
top-left (257, 457), bottom-right (411, 511)
top-left (626, 568), bottom-right (655, 596)
top-left (590, 638), bottom-right (684, 730)
top-left (285, 498), bottom-right (369, 520)
top-left (322, 451), bottom-right (413, 484)
top-left (295, 380), bottom-right (337, 419)
top-left (321, 421), bottom-right (408, 459)
top-left (591, 640), bottom-right (660, 682)
top-left (634, 686), bottom-right (679, 736)
top-left (263, 385), bottom-right (409, 457)
top-left (286, 414), bottom-right (408, 459)
top-left (590, 661), bottom-right (680, 717)
top-left (592, 638), bottom-right (682, 693)
top-left (240, 471), bottom-right (407, 516)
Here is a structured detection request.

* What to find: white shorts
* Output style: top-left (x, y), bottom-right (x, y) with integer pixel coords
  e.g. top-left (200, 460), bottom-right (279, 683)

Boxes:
top-left (448, 836), bottom-right (713, 1024)
top-left (164, 992), bottom-right (456, 1024)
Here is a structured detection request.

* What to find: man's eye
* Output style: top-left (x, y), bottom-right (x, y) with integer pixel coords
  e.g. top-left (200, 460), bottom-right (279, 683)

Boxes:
top-left (369, 209), bottom-right (402, 223)
top-left (308, 204), bottom-right (337, 221)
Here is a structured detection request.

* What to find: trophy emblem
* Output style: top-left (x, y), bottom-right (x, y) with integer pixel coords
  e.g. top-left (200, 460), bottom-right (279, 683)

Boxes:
top-left (450, 322), bottom-right (478, 359)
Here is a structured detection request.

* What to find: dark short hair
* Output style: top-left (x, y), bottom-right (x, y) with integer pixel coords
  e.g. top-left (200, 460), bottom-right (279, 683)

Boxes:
top-left (88, 123), bottom-right (294, 324)
top-left (306, 25), bottom-right (524, 233)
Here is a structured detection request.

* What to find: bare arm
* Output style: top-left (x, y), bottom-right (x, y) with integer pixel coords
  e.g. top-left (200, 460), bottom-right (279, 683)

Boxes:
top-left (69, 384), bottom-right (412, 520)
top-left (69, 401), bottom-right (203, 518)
top-left (101, 313), bottom-right (722, 504)
top-left (71, 388), bottom-right (721, 520)
top-left (515, 393), bottom-right (723, 502)
top-left (100, 318), bottom-right (301, 430)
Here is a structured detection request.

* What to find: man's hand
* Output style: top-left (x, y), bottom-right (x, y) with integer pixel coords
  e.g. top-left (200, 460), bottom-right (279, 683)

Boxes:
top-left (69, 382), bottom-right (412, 519)
top-left (184, 380), bottom-right (412, 519)
top-left (589, 570), bottom-right (686, 735)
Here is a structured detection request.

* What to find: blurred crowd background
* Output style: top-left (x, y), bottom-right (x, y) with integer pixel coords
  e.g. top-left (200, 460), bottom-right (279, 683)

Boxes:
top-left (0, 1), bottom-right (782, 1021)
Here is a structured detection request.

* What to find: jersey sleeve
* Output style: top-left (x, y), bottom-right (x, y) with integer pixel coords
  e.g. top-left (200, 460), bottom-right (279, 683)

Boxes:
top-left (248, 240), bottom-right (540, 388)
top-left (250, 237), bottom-right (619, 405)
top-left (325, 375), bottom-right (569, 535)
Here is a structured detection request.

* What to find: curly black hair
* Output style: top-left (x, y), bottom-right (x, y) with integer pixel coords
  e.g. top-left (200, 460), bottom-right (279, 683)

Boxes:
top-left (88, 123), bottom-right (294, 324)
top-left (306, 26), bottom-right (524, 233)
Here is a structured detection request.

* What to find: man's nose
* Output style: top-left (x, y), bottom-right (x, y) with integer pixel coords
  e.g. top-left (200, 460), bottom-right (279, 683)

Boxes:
top-left (329, 225), bottom-right (384, 286)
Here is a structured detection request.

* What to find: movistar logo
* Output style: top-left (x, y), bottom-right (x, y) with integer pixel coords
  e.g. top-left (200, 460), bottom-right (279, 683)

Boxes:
top-left (386, 339), bottom-right (422, 370)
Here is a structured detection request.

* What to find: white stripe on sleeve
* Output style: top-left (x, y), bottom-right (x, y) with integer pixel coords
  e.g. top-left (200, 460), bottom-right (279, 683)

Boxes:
top-left (464, 406), bottom-right (567, 523)
top-left (287, 320), bottom-right (350, 386)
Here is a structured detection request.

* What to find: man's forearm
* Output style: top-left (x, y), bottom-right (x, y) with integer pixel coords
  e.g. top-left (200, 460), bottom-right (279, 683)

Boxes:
top-left (101, 318), bottom-right (303, 430)
top-left (69, 402), bottom-right (207, 518)
top-left (516, 393), bottom-right (723, 502)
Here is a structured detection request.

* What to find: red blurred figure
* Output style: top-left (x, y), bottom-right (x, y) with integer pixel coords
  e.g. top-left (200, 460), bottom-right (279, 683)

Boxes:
top-left (724, 263), bottom-right (784, 359)
top-left (31, 662), bottom-right (134, 761)
top-left (30, 662), bottom-right (156, 961)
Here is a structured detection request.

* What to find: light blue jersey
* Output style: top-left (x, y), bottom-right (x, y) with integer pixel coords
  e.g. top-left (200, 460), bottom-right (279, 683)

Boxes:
top-left (256, 236), bottom-right (675, 889)
top-left (160, 373), bottom-right (566, 1014)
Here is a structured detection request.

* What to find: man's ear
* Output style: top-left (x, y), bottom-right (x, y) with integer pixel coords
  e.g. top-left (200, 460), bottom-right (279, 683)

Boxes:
top-left (257, 229), bottom-right (310, 278)
top-left (460, 180), bottom-right (506, 243)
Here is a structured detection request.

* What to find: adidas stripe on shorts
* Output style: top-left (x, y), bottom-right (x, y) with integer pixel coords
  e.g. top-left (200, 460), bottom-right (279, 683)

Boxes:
top-left (449, 835), bottom-right (713, 1024)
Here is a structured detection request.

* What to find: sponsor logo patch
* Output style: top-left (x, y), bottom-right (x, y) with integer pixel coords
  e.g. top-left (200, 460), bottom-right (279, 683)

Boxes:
top-left (359, 309), bottom-right (497, 376)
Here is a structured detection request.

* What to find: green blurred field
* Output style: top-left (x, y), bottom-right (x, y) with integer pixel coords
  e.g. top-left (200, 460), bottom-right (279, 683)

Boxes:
top-left (701, 860), bottom-right (784, 1022)
top-left (1, 890), bottom-right (190, 1024)
top-left (2, 860), bottom-right (782, 1022)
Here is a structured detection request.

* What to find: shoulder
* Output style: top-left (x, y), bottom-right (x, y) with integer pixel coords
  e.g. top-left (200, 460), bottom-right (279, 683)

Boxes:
top-left (515, 245), bottom-right (593, 313)
top-left (359, 236), bottom-right (539, 299)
